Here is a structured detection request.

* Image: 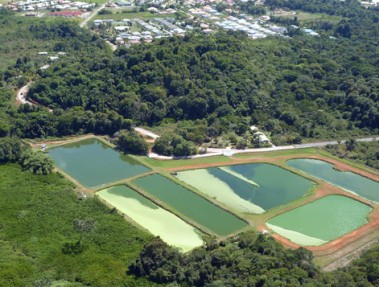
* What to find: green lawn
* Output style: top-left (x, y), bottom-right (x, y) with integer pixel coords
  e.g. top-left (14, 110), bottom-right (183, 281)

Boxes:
top-left (280, 11), bottom-right (342, 25)
top-left (134, 154), bottom-right (233, 169)
top-left (94, 11), bottom-right (176, 21)
top-left (0, 163), bottom-right (154, 287)
top-left (81, 0), bottom-right (107, 4)
top-left (233, 147), bottom-right (320, 159)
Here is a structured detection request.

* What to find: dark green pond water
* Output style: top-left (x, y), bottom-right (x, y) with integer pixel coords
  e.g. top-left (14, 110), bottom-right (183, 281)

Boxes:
top-left (287, 159), bottom-right (379, 202)
top-left (48, 138), bottom-right (150, 188)
top-left (267, 195), bottom-right (371, 246)
top-left (132, 174), bottom-right (248, 236)
top-left (176, 164), bottom-right (313, 213)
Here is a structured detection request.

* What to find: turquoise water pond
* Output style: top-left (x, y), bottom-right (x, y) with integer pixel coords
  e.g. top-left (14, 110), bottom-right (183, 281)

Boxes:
top-left (287, 159), bottom-right (379, 202)
top-left (267, 195), bottom-right (371, 246)
top-left (175, 163), bottom-right (313, 213)
top-left (49, 138), bottom-right (150, 188)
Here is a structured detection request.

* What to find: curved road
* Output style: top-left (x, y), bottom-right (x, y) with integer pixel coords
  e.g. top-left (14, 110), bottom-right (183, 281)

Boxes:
top-left (16, 83), bottom-right (33, 105)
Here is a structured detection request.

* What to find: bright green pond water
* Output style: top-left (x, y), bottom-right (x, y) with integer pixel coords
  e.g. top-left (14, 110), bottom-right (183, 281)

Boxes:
top-left (48, 138), bottom-right (150, 188)
top-left (98, 186), bottom-right (203, 252)
top-left (267, 195), bottom-right (371, 246)
top-left (287, 159), bottom-right (379, 202)
top-left (132, 174), bottom-right (248, 236)
top-left (175, 164), bottom-right (313, 214)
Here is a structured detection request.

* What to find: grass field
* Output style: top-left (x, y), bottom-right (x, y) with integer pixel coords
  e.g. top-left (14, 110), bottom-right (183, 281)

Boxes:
top-left (94, 11), bottom-right (176, 21)
top-left (135, 154), bottom-right (233, 169)
top-left (280, 11), bottom-right (342, 25)
top-left (233, 147), bottom-right (321, 159)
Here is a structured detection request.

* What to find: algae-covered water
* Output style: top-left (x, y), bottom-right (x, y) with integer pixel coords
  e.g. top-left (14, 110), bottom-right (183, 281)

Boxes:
top-left (98, 186), bottom-right (203, 252)
top-left (132, 174), bottom-right (248, 236)
top-left (175, 164), bottom-right (313, 214)
top-left (267, 195), bottom-right (371, 246)
top-left (287, 159), bottom-right (379, 202)
top-left (48, 138), bottom-right (150, 188)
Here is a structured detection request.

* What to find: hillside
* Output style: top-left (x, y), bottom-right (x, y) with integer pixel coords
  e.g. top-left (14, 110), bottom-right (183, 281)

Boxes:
top-left (26, 23), bottom-right (379, 146)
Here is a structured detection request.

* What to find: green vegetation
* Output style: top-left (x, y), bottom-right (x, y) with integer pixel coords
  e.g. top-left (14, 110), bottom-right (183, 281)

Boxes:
top-left (0, 137), bottom-right (25, 162)
top-left (115, 130), bottom-right (149, 155)
top-left (0, 136), bottom-right (53, 174)
top-left (0, 0), bottom-right (379, 285)
top-left (153, 133), bottom-right (198, 157)
top-left (325, 140), bottom-right (379, 170)
top-left (130, 232), bottom-right (379, 286)
top-left (19, 149), bottom-right (54, 175)
top-left (0, 163), bottom-right (153, 287)
top-left (0, 10), bottom-right (85, 73)
top-left (26, 15), bottom-right (379, 146)
top-left (94, 11), bottom-right (176, 20)
top-left (277, 12), bottom-right (342, 25)
top-left (137, 154), bottom-right (232, 169)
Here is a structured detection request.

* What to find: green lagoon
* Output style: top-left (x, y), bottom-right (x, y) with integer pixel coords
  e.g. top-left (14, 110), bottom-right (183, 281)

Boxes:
top-left (287, 159), bottom-right (379, 202)
top-left (132, 174), bottom-right (248, 236)
top-left (267, 195), bottom-right (371, 246)
top-left (175, 164), bottom-right (313, 214)
top-left (98, 186), bottom-right (203, 252)
top-left (49, 138), bottom-right (150, 188)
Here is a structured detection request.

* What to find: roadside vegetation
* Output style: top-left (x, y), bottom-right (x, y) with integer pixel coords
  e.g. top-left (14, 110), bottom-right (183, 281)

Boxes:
top-left (324, 140), bottom-right (379, 170)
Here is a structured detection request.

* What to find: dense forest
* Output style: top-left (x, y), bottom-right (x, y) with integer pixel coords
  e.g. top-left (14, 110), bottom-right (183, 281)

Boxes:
top-left (130, 233), bottom-right (379, 286)
top-left (22, 2), bottom-right (378, 145)
top-left (0, 163), bottom-right (155, 287)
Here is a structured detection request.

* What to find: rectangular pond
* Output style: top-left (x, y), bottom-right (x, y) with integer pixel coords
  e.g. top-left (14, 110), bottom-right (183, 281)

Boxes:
top-left (48, 138), bottom-right (150, 188)
top-left (287, 158), bottom-right (379, 203)
top-left (175, 164), bottom-right (313, 214)
top-left (97, 185), bottom-right (203, 252)
top-left (132, 174), bottom-right (248, 236)
top-left (267, 195), bottom-right (372, 246)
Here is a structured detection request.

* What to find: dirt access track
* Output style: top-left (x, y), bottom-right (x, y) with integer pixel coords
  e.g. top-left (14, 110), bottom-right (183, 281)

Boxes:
top-left (167, 153), bottom-right (379, 270)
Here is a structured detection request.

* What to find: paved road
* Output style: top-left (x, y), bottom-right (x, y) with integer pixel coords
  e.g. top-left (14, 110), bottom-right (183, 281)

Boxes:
top-left (134, 127), bottom-right (160, 139)
top-left (17, 82), bottom-right (53, 112)
top-left (80, 3), bottom-right (106, 28)
top-left (148, 136), bottom-right (379, 159)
